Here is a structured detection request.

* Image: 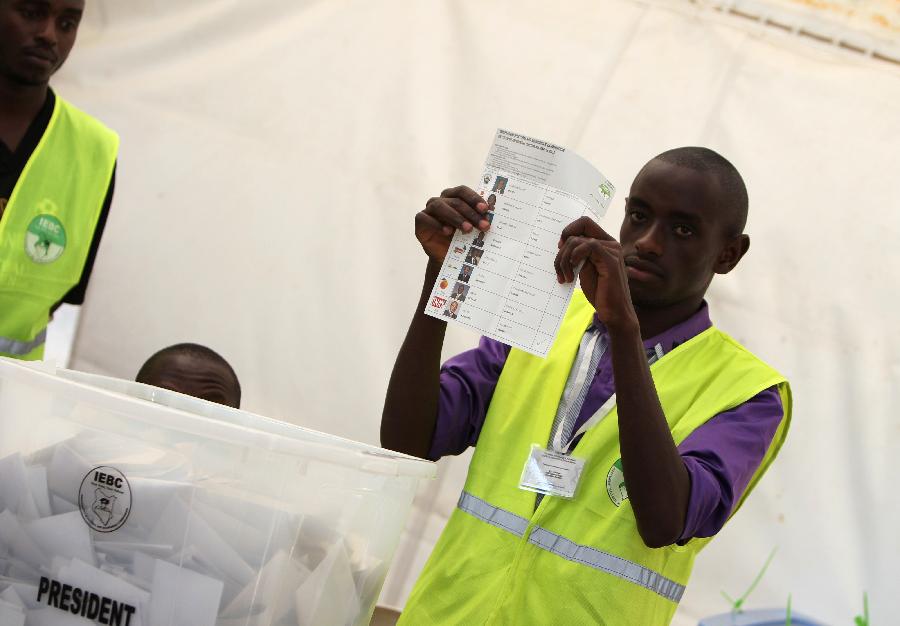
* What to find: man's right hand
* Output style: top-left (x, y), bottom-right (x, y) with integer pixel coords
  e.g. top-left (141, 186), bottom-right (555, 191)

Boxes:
top-left (383, 187), bottom-right (489, 457)
top-left (416, 186), bottom-right (491, 261)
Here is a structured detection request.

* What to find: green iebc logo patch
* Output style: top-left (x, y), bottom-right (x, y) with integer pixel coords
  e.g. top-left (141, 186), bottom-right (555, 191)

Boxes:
top-left (606, 458), bottom-right (629, 507)
top-left (25, 214), bottom-right (66, 263)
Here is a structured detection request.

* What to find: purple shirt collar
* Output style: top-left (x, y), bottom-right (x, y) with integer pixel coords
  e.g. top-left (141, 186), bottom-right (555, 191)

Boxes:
top-left (590, 302), bottom-right (712, 357)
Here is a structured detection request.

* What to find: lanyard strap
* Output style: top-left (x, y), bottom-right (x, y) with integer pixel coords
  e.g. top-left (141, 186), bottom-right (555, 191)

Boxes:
top-left (550, 328), bottom-right (605, 453)
top-left (552, 341), bottom-right (664, 455)
top-left (559, 393), bottom-right (617, 454)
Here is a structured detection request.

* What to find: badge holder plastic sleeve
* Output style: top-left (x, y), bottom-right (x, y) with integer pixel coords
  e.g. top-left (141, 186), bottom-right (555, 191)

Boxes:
top-left (518, 444), bottom-right (585, 499)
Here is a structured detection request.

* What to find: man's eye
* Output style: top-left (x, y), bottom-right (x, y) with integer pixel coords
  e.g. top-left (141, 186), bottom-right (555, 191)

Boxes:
top-left (59, 19), bottom-right (77, 32)
top-left (674, 224), bottom-right (694, 238)
top-left (629, 210), bottom-right (647, 223)
top-left (19, 2), bottom-right (46, 17)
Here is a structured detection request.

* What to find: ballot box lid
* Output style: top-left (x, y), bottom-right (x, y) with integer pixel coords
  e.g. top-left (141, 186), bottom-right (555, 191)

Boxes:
top-left (0, 357), bottom-right (436, 481)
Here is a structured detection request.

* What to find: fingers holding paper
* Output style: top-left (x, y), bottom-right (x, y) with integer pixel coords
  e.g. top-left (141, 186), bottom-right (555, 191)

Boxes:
top-left (555, 215), bottom-right (618, 283)
top-left (555, 219), bottom-right (637, 330)
top-left (416, 186), bottom-right (491, 262)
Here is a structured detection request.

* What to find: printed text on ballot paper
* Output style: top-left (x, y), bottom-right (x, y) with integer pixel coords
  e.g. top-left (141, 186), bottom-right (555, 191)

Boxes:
top-left (425, 129), bottom-right (616, 358)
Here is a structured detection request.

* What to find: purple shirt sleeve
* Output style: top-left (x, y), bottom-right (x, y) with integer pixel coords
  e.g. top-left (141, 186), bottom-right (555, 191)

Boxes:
top-left (678, 385), bottom-right (784, 541)
top-left (427, 337), bottom-right (511, 461)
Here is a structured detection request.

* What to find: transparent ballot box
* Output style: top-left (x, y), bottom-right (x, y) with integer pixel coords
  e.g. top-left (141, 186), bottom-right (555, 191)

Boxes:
top-left (0, 357), bottom-right (435, 626)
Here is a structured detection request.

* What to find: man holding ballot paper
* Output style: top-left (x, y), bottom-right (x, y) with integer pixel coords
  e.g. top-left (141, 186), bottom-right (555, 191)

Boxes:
top-left (382, 140), bottom-right (791, 625)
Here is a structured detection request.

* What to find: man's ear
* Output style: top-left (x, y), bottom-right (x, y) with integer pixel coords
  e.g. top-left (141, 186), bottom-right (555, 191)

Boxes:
top-left (714, 234), bottom-right (750, 275)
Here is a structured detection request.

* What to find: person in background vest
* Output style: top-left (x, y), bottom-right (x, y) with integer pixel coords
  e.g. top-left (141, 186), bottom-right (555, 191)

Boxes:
top-left (136, 343), bottom-right (242, 409)
top-left (0, 0), bottom-right (117, 360)
top-left (382, 148), bottom-right (791, 625)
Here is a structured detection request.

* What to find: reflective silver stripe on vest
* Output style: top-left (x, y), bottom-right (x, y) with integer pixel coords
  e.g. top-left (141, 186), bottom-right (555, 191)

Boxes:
top-left (457, 490), bottom-right (686, 604)
top-left (458, 491), bottom-right (529, 537)
top-left (0, 329), bottom-right (46, 356)
top-left (528, 527), bottom-right (685, 603)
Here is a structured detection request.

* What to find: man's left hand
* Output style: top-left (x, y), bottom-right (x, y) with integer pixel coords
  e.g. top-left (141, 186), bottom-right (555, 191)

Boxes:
top-left (554, 216), bottom-right (639, 332)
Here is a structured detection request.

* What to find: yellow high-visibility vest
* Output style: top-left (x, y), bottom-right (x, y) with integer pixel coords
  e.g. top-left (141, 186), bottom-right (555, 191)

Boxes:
top-left (0, 96), bottom-right (118, 360)
top-left (400, 291), bottom-right (791, 625)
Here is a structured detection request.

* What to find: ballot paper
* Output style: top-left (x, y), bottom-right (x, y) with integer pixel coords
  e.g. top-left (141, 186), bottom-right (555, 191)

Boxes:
top-left (148, 559), bottom-right (224, 626)
top-left (221, 551), bottom-right (310, 625)
top-left (26, 512), bottom-right (95, 567)
top-left (294, 542), bottom-right (358, 626)
top-left (0, 454), bottom-right (41, 522)
top-left (0, 600), bottom-right (25, 626)
top-left (0, 443), bottom-right (385, 626)
top-left (425, 129), bottom-right (616, 357)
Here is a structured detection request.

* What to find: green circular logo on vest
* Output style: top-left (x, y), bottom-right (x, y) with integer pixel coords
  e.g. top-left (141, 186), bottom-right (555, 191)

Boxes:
top-left (606, 458), bottom-right (629, 507)
top-left (25, 214), bottom-right (66, 264)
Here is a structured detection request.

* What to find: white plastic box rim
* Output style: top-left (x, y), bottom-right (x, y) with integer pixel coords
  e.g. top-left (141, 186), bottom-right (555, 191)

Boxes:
top-left (0, 357), bottom-right (436, 481)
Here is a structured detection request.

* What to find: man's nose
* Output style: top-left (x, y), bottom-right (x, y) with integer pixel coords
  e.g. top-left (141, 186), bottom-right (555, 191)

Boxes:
top-left (34, 19), bottom-right (59, 47)
top-left (635, 223), bottom-right (664, 257)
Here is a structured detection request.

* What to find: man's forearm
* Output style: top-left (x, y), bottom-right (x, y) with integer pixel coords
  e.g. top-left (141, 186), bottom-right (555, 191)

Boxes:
top-left (608, 322), bottom-right (690, 548)
top-left (381, 259), bottom-right (447, 458)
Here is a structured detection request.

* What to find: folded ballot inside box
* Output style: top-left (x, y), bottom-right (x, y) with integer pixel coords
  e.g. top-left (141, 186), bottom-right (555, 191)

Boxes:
top-left (0, 357), bottom-right (435, 626)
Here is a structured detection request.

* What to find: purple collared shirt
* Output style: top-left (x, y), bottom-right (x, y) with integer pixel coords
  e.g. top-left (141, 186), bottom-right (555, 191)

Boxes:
top-left (429, 303), bottom-right (783, 541)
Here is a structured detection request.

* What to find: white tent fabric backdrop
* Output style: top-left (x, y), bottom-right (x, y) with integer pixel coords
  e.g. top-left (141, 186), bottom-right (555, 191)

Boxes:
top-left (54, 0), bottom-right (899, 623)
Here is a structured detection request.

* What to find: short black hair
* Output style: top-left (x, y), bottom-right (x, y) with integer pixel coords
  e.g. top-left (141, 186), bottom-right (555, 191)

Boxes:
top-left (136, 343), bottom-right (241, 404)
top-left (653, 147), bottom-right (748, 237)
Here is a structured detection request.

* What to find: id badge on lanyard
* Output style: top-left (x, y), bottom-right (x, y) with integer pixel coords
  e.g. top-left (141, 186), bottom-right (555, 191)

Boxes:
top-left (518, 394), bottom-right (618, 499)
